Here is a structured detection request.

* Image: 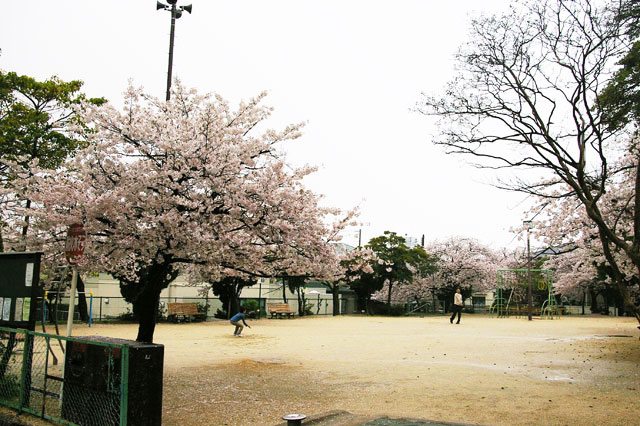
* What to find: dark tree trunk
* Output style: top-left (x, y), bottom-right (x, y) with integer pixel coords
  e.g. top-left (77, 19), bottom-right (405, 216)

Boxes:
top-left (386, 282), bottom-right (393, 306)
top-left (119, 260), bottom-right (177, 343)
top-left (230, 285), bottom-right (241, 317)
top-left (76, 275), bottom-right (89, 322)
top-left (133, 286), bottom-right (162, 343)
top-left (296, 288), bottom-right (304, 316)
top-left (332, 285), bottom-right (340, 316)
top-left (19, 199), bottom-right (31, 251)
top-left (282, 276), bottom-right (287, 303)
top-left (589, 288), bottom-right (598, 313)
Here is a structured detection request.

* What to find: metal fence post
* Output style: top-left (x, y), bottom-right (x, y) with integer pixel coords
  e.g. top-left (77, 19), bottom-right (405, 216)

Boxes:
top-left (120, 344), bottom-right (129, 426)
top-left (19, 331), bottom-right (33, 409)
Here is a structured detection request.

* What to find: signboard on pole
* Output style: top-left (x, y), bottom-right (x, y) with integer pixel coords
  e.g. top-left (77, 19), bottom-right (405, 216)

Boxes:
top-left (0, 252), bottom-right (43, 331)
top-left (65, 223), bottom-right (86, 265)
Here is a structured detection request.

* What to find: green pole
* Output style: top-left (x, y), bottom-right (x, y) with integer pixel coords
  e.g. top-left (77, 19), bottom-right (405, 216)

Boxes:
top-left (120, 345), bottom-right (129, 426)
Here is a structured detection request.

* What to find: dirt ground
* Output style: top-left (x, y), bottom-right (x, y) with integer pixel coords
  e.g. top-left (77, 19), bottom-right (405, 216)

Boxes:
top-left (69, 314), bottom-right (639, 426)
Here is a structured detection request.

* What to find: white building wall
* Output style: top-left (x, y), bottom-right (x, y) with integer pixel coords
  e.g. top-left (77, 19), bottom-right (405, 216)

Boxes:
top-left (78, 273), bottom-right (335, 319)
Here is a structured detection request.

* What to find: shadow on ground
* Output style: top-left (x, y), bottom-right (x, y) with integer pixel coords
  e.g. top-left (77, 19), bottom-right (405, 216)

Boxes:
top-left (276, 410), bottom-right (482, 426)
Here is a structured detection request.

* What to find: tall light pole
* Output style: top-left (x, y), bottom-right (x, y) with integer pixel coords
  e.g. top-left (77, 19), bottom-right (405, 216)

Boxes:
top-left (524, 220), bottom-right (533, 321)
top-left (157, 0), bottom-right (192, 101)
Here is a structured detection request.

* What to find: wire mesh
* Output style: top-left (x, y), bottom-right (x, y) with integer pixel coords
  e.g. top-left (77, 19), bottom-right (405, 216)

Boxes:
top-left (0, 327), bottom-right (126, 426)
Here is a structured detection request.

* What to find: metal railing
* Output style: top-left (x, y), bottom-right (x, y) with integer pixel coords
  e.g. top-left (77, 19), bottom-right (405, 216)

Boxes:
top-left (36, 296), bottom-right (334, 324)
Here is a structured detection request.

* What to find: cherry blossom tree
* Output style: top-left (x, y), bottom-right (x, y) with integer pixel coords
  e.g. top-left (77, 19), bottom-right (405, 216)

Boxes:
top-left (22, 82), bottom-right (353, 342)
top-left (331, 246), bottom-right (377, 315)
top-left (418, 0), bottom-right (640, 324)
top-left (0, 71), bottom-right (104, 252)
top-left (527, 140), bottom-right (640, 316)
top-left (424, 237), bottom-right (500, 311)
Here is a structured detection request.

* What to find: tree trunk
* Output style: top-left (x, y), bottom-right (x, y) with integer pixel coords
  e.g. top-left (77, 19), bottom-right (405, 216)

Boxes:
top-left (332, 285), bottom-right (340, 316)
top-left (282, 277), bottom-right (287, 303)
top-left (120, 261), bottom-right (177, 343)
top-left (386, 282), bottom-right (393, 306)
top-left (296, 288), bottom-right (304, 316)
top-left (76, 275), bottom-right (89, 322)
top-left (19, 199), bottom-right (31, 251)
top-left (230, 284), bottom-right (241, 317)
top-left (132, 286), bottom-right (162, 343)
top-left (592, 212), bottom-right (640, 323)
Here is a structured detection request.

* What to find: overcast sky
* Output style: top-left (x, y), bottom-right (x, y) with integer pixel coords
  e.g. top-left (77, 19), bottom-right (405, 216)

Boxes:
top-left (1, 0), bottom-right (532, 250)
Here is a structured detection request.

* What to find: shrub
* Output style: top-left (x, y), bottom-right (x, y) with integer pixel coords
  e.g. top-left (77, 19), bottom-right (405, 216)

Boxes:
top-left (117, 309), bottom-right (136, 322)
top-left (193, 302), bottom-right (209, 321)
top-left (387, 304), bottom-right (406, 316)
top-left (242, 299), bottom-right (259, 313)
top-left (368, 301), bottom-right (405, 316)
top-left (303, 302), bottom-right (314, 316)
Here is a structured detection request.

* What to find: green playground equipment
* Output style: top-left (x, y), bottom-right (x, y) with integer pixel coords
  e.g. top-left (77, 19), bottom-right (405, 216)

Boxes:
top-left (494, 269), bottom-right (559, 319)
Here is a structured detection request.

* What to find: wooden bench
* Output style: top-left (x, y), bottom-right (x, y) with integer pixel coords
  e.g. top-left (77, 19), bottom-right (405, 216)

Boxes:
top-left (167, 302), bottom-right (204, 322)
top-left (267, 303), bottom-right (295, 319)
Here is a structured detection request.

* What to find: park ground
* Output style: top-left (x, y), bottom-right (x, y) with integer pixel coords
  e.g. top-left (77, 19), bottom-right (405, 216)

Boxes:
top-left (63, 314), bottom-right (640, 425)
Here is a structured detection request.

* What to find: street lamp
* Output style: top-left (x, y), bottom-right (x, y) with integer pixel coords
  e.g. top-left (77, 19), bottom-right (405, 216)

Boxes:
top-left (157, 0), bottom-right (193, 101)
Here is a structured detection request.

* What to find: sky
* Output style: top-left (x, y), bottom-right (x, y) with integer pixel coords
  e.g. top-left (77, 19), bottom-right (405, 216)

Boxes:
top-left (1, 0), bottom-right (531, 250)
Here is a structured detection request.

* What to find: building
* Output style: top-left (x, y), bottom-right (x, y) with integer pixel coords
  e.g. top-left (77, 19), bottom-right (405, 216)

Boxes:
top-left (74, 273), bottom-right (342, 321)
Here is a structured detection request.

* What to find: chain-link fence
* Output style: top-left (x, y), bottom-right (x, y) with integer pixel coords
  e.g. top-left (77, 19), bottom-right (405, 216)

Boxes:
top-left (0, 327), bottom-right (130, 426)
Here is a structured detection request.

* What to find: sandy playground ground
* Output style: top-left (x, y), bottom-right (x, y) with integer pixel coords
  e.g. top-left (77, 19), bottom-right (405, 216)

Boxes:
top-left (66, 314), bottom-right (640, 426)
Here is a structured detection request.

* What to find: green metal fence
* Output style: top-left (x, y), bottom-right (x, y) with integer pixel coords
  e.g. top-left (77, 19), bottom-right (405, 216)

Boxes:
top-left (0, 327), bottom-right (129, 426)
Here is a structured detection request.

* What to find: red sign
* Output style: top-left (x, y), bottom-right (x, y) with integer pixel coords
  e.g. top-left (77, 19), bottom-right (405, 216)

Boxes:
top-left (65, 223), bottom-right (86, 265)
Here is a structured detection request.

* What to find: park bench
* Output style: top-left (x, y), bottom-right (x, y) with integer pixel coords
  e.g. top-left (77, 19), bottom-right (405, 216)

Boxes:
top-left (167, 302), bottom-right (204, 322)
top-left (267, 303), bottom-right (295, 319)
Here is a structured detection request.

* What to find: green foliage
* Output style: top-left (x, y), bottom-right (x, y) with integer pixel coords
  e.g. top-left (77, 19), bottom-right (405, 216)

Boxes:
top-left (117, 308), bottom-right (137, 322)
top-left (195, 302), bottom-right (209, 314)
top-left (368, 300), bottom-right (405, 316)
top-left (303, 302), bottom-right (314, 315)
top-left (209, 276), bottom-right (257, 319)
top-left (241, 299), bottom-right (259, 314)
top-left (598, 41), bottom-right (640, 131)
top-left (285, 275), bottom-right (307, 293)
top-left (597, 0), bottom-right (640, 131)
top-left (362, 231), bottom-right (436, 306)
top-left (214, 308), bottom-right (228, 320)
top-left (0, 71), bottom-right (105, 251)
top-left (0, 71), bottom-right (105, 172)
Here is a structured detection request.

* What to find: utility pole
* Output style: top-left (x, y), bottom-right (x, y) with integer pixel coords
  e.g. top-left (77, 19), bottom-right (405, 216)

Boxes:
top-left (524, 220), bottom-right (533, 321)
top-left (157, 1), bottom-right (193, 101)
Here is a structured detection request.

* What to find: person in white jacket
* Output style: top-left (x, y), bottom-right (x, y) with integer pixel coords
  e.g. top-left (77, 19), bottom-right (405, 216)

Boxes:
top-left (450, 288), bottom-right (463, 324)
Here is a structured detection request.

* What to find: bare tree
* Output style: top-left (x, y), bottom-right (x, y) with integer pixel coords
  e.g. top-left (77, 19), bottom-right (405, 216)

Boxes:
top-left (417, 0), bottom-right (640, 323)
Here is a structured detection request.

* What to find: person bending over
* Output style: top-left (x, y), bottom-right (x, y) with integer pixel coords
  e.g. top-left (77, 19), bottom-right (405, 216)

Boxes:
top-left (230, 307), bottom-right (251, 337)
